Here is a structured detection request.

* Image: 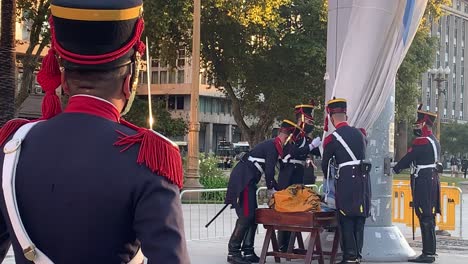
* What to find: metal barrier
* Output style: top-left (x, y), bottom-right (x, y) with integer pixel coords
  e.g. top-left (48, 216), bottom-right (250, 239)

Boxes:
top-left (180, 188), bottom-right (235, 241)
top-left (179, 185), bottom-right (321, 240)
top-left (391, 181), bottom-right (463, 236)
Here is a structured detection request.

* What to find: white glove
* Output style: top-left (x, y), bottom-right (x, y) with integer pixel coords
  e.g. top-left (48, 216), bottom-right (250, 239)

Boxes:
top-left (309, 137), bottom-right (322, 150)
top-left (267, 188), bottom-right (277, 200)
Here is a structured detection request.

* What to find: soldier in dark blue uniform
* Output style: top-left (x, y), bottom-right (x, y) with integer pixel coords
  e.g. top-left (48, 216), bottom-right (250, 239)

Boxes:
top-left (321, 98), bottom-right (371, 264)
top-left (393, 104), bottom-right (441, 263)
top-left (225, 120), bottom-right (295, 264)
top-left (0, 1), bottom-right (189, 263)
top-left (277, 105), bottom-right (321, 252)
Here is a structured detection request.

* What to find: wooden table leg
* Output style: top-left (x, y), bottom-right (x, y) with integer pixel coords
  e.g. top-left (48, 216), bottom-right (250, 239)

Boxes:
top-left (330, 228), bottom-right (340, 264)
top-left (286, 232), bottom-right (296, 261)
top-left (259, 227), bottom-right (273, 264)
top-left (304, 230), bottom-right (317, 264)
top-left (271, 229), bottom-right (281, 263)
top-left (297, 232), bottom-right (305, 250)
top-left (314, 232), bottom-right (324, 264)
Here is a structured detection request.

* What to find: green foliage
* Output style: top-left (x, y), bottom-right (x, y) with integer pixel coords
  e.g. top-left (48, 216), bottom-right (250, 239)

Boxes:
top-left (202, 0), bottom-right (327, 145)
top-left (142, 0), bottom-right (192, 67)
top-left (396, 29), bottom-right (437, 121)
top-left (144, 0), bottom-right (327, 146)
top-left (440, 122), bottom-right (468, 156)
top-left (395, 0), bottom-right (449, 122)
top-left (124, 98), bottom-right (188, 138)
top-left (199, 153), bottom-right (229, 201)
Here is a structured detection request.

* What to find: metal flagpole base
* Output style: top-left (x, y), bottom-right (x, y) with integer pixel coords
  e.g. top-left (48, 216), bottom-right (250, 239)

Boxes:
top-left (362, 225), bottom-right (416, 262)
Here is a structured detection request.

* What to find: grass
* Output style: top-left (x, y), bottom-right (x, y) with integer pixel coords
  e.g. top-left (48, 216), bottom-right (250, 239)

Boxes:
top-left (393, 172), bottom-right (467, 187)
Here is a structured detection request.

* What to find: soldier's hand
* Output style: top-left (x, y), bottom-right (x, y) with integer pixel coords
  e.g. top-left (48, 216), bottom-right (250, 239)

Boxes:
top-left (267, 188), bottom-right (277, 200)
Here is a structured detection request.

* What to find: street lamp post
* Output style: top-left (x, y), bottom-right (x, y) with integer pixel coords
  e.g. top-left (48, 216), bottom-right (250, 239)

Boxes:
top-left (184, 0), bottom-right (203, 191)
top-left (428, 66), bottom-right (450, 140)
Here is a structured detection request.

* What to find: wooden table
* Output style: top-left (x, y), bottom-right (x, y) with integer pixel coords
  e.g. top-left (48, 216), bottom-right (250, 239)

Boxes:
top-left (255, 209), bottom-right (340, 264)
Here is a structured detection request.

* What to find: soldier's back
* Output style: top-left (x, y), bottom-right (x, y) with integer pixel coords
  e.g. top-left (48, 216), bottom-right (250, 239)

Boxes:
top-left (0, 113), bottom-right (184, 263)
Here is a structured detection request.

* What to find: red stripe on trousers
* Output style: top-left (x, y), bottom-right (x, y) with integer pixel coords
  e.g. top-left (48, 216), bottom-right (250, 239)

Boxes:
top-left (243, 186), bottom-right (249, 217)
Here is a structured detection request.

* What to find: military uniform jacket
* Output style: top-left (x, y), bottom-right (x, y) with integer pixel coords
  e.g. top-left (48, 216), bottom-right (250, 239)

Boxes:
top-left (225, 139), bottom-right (281, 207)
top-left (278, 136), bottom-right (320, 190)
top-left (321, 122), bottom-right (370, 217)
top-left (0, 111), bottom-right (189, 263)
top-left (393, 133), bottom-right (441, 217)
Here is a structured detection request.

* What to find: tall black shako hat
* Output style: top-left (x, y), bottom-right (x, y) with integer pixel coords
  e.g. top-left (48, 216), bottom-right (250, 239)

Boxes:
top-left (37, 0), bottom-right (145, 119)
top-left (326, 97), bottom-right (347, 115)
top-left (294, 103), bottom-right (315, 121)
top-left (416, 104), bottom-right (437, 125)
top-left (279, 120), bottom-right (301, 135)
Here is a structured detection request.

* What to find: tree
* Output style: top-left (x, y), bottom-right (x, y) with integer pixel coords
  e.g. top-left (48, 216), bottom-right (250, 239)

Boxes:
top-left (15, 0), bottom-right (51, 109)
top-left (201, 0), bottom-right (327, 146)
top-left (394, 0), bottom-right (449, 160)
top-left (142, 0), bottom-right (192, 66)
top-left (440, 122), bottom-right (468, 157)
top-left (0, 0), bottom-right (17, 127)
top-left (124, 98), bottom-right (188, 138)
top-left (144, 0), bottom-right (327, 146)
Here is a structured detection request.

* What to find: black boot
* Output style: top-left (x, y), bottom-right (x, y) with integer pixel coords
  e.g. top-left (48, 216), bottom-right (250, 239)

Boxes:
top-left (228, 219), bottom-right (251, 264)
top-left (277, 231), bottom-right (291, 253)
top-left (354, 217), bottom-right (365, 261)
top-left (339, 231), bottom-right (359, 263)
top-left (408, 217), bottom-right (436, 263)
top-left (408, 254), bottom-right (435, 263)
top-left (242, 224), bottom-right (260, 263)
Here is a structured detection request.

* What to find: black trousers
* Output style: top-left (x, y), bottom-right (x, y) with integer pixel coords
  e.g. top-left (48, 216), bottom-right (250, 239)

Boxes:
top-left (235, 181), bottom-right (257, 222)
top-left (339, 215), bottom-right (366, 261)
top-left (419, 215), bottom-right (436, 256)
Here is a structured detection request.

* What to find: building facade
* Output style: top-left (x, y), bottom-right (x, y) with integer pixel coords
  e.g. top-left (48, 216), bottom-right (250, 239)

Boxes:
top-left (136, 54), bottom-right (244, 154)
top-left (422, 0), bottom-right (468, 124)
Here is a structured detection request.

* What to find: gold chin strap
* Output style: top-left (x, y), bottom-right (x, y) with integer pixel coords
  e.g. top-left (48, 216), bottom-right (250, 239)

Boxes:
top-left (121, 52), bottom-right (142, 116)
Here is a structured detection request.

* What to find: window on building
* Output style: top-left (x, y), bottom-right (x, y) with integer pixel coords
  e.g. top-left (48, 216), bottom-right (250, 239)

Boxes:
top-left (151, 59), bottom-right (159, 68)
top-left (447, 17), bottom-right (450, 33)
top-left (168, 96), bottom-right (176, 110)
top-left (177, 70), bottom-right (185, 83)
top-left (462, 20), bottom-right (465, 43)
top-left (427, 76), bottom-right (432, 88)
top-left (465, 3), bottom-right (468, 13)
top-left (176, 96), bottom-right (184, 110)
top-left (453, 101), bottom-right (456, 110)
top-left (454, 45), bottom-right (458, 56)
top-left (169, 70), bottom-right (176, 83)
top-left (227, 102), bottom-right (232, 115)
top-left (141, 71), bottom-right (148, 84)
top-left (457, 0), bottom-right (461, 10)
top-left (427, 97), bottom-right (431, 107)
top-left (454, 65), bottom-right (457, 74)
top-left (199, 97), bottom-right (206, 113)
top-left (446, 42), bottom-right (449, 52)
top-left (151, 71), bottom-right (159, 84)
top-left (209, 98), bottom-right (213, 114)
top-left (160, 71), bottom-right (168, 84)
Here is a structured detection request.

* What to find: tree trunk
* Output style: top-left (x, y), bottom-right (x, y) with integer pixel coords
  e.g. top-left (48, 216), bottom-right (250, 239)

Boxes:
top-left (15, 30), bottom-right (49, 110)
top-left (16, 60), bottom-right (35, 109)
top-left (395, 119), bottom-right (408, 161)
top-left (0, 0), bottom-right (17, 127)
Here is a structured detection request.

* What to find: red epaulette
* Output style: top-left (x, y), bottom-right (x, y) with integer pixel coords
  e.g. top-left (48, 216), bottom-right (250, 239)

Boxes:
top-left (412, 137), bottom-right (429, 146)
top-left (114, 119), bottom-right (183, 189)
top-left (359, 128), bottom-right (367, 137)
top-left (323, 134), bottom-right (333, 148)
top-left (0, 119), bottom-right (31, 147)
